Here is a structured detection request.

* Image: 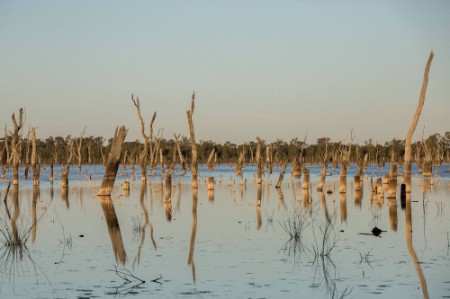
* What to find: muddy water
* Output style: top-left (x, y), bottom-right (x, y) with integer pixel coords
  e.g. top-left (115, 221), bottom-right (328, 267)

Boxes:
top-left (0, 164), bottom-right (449, 298)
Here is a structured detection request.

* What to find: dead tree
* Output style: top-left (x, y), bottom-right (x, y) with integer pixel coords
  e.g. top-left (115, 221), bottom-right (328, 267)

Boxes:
top-left (174, 134), bottom-right (187, 175)
top-left (73, 128), bottom-right (85, 171)
top-left (235, 148), bottom-right (245, 185)
top-left (206, 148), bottom-right (216, 171)
top-left (186, 92), bottom-right (198, 188)
top-left (404, 51), bottom-right (434, 191)
top-left (132, 95), bottom-right (157, 182)
top-left (24, 130), bottom-right (31, 179)
top-left (265, 144), bottom-right (273, 174)
top-left (61, 141), bottom-right (73, 188)
top-left (339, 129), bottom-right (354, 193)
top-left (255, 137), bottom-right (263, 184)
top-left (98, 126), bottom-right (128, 196)
top-left (30, 127), bottom-right (40, 186)
top-left (275, 161), bottom-right (287, 189)
top-left (10, 108), bottom-right (25, 185)
top-left (317, 140), bottom-right (328, 192)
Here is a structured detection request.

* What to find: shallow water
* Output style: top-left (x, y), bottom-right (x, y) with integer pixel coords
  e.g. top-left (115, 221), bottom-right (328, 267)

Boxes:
top-left (0, 164), bottom-right (449, 298)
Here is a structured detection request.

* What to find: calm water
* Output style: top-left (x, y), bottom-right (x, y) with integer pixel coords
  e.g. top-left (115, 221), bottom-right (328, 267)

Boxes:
top-left (0, 164), bottom-right (449, 298)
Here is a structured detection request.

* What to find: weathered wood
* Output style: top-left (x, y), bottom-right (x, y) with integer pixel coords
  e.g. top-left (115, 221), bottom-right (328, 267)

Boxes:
top-left (31, 127), bottom-right (40, 186)
top-left (186, 92), bottom-right (198, 188)
top-left (387, 163), bottom-right (397, 199)
top-left (404, 51), bottom-right (434, 192)
top-left (174, 134), bottom-right (186, 175)
top-left (98, 126), bottom-right (128, 196)
top-left (10, 108), bottom-right (25, 185)
top-left (132, 94), bottom-right (157, 182)
top-left (255, 137), bottom-right (263, 184)
top-left (275, 162), bottom-right (287, 188)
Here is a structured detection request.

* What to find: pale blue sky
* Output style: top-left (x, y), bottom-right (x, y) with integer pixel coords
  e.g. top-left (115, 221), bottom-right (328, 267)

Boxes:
top-left (1, 1), bottom-right (449, 144)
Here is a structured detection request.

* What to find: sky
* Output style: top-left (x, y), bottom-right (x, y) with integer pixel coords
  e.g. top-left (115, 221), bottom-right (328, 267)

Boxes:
top-left (1, 1), bottom-right (449, 145)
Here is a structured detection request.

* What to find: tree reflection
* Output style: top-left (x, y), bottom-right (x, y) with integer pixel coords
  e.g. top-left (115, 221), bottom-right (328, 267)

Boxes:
top-left (188, 189), bottom-right (198, 283)
top-left (405, 193), bottom-right (429, 299)
top-left (99, 196), bottom-right (127, 265)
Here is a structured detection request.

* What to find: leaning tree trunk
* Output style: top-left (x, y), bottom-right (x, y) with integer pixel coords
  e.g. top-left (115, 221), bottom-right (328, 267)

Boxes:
top-left (275, 161), bottom-right (287, 189)
top-left (317, 164), bottom-right (327, 192)
top-left (186, 92), bottom-right (198, 189)
top-left (98, 126), bottom-right (128, 196)
top-left (404, 51), bottom-right (434, 192)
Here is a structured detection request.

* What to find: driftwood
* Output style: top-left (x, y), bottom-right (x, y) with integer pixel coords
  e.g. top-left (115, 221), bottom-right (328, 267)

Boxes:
top-left (186, 92), bottom-right (198, 188)
top-left (98, 126), bottom-right (128, 196)
top-left (404, 51), bottom-right (434, 191)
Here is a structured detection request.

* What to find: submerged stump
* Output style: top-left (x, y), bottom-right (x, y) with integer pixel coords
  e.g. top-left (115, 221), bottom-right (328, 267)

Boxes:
top-left (98, 126), bottom-right (128, 196)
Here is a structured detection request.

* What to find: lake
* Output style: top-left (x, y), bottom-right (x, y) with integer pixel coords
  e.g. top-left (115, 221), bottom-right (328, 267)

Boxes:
top-left (0, 164), bottom-right (449, 298)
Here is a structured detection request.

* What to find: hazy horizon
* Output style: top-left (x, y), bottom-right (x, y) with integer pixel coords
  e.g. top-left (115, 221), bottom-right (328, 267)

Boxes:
top-left (1, 1), bottom-right (449, 145)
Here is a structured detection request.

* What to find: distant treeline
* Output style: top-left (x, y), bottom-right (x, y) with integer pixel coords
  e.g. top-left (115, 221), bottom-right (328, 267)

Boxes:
top-left (1, 132), bottom-right (449, 167)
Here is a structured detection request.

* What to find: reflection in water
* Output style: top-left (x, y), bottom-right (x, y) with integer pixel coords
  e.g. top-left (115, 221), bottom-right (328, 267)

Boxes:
top-left (32, 186), bottom-right (39, 244)
top-left (61, 187), bottom-right (69, 209)
top-left (188, 189), bottom-right (198, 283)
top-left (339, 192), bottom-right (347, 223)
top-left (257, 184), bottom-right (262, 230)
top-left (99, 196), bottom-right (127, 265)
top-left (405, 193), bottom-right (429, 299)
top-left (319, 191), bottom-right (331, 224)
top-left (388, 199), bottom-right (398, 231)
top-left (277, 188), bottom-right (286, 210)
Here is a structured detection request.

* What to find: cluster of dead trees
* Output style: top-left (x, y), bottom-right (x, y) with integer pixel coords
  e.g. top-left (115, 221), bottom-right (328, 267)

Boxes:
top-left (0, 52), bottom-right (441, 191)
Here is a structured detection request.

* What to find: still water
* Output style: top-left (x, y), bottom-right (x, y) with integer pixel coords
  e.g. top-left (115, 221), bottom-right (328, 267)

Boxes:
top-left (0, 164), bottom-right (449, 298)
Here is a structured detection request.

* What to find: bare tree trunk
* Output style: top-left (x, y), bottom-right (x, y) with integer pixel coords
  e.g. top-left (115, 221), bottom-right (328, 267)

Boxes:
top-left (174, 134), bottom-right (186, 175)
top-left (404, 52), bottom-right (434, 192)
top-left (31, 127), bottom-right (40, 186)
top-left (98, 126), bottom-right (128, 196)
top-left (186, 92), bottom-right (198, 188)
top-left (132, 94), bottom-right (157, 183)
top-left (387, 163), bottom-right (397, 199)
top-left (255, 137), bottom-right (263, 184)
top-left (317, 164), bottom-right (327, 192)
top-left (49, 163), bottom-right (54, 183)
top-left (275, 162), bottom-right (287, 188)
top-left (10, 109), bottom-right (25, 185)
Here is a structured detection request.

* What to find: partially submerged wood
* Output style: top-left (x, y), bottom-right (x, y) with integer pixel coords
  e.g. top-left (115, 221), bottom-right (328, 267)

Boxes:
top-left (10, 108), bottom-right (25, 185)
top-left (275, 162), bottom-right (287, 189)
top-left (404, 51), bottom-right (434, 192)
top-left (387, 163), bottom-right (397, 199)
top-left (31, 127), bottom-right (40, 186)
top-left (98, 126), bottom-right (128, 196)
top-left (174, 134), bottom-right (187, 175)
top-left (131, 94), bottom-right (157, 182)
top-left (255, 137), bottom-right (263, 184)
top-left (186, 92), bottom-right (198, 188)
